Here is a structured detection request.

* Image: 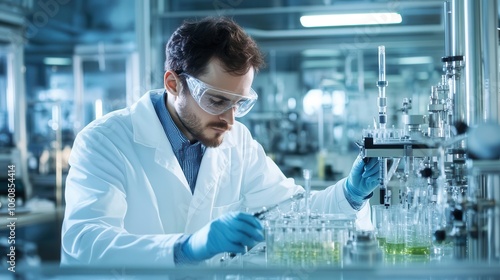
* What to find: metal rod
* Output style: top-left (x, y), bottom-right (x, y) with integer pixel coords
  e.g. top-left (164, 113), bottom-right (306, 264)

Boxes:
top-left (443, 1), bottom-right (453, 57)
top-left (54, 102), bottom-right (63, 211)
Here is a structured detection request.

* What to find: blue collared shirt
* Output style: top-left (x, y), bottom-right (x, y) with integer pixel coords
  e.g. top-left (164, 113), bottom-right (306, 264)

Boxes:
top-left (151, 91), bottom-right (206, 194)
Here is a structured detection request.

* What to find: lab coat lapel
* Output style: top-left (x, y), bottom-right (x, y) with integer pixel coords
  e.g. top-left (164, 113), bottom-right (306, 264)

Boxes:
top-left (154, 144), bottom-right (191, 193)
top-left (131, 90), bottom-right (191, 194)
top-left (185, 147), bottom-right (229, 233)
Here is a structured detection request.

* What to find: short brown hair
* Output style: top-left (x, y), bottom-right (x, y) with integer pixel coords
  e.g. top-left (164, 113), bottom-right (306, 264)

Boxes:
top-left (165, 17), bottom-right (265, 77)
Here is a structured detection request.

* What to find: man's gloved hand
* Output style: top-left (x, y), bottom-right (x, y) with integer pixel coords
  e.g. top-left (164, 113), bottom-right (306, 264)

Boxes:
top-left (344, 155), bottom-right (380, 209)
top-left (181, 212), bottom-right (264, 262)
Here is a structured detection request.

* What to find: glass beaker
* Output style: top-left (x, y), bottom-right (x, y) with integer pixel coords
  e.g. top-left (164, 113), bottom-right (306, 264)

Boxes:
top-left (264, 219), bottom-right (276, 264)
top-left (385, 206), bottom-right (406, 255)
top-left (320, 214), bottom-right (355, 266)
top-left (405, 206), bottom-right (432, 260)
top-left (371, 205), bottom-right (389, 248)
top-left (265, 215), bottom-right (291, 266)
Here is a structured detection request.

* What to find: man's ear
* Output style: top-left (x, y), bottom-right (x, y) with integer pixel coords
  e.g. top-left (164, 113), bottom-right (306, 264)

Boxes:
top-left (164, 71), bottom-right (181, 96)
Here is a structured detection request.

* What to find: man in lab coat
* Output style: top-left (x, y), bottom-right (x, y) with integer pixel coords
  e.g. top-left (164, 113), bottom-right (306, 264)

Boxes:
top-left (61, 17), bottom-right (379, 267)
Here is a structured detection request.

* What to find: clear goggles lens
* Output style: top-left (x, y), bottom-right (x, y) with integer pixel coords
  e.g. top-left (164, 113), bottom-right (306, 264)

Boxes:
top-left (180, 73), bottom-right (258, 118)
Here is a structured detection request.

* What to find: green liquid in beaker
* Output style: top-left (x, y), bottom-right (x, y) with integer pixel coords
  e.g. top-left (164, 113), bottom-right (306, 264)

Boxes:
top-left (269, 241), bottom-right (342, 266)
top-left (288, 243), bottom-right (304, 264)
top-left (325, 243), bottom-right (342, 264)
top-left (385, 242), bottom-right (405, 255)
top-left (405, 246), bottom-right (431, 255)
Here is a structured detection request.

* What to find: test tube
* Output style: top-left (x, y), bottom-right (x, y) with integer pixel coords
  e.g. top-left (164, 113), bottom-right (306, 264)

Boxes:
top-left (303, 169), bottom-right (311, 224)
top-left (377, 45), bottom-right (388, 130)
top-left (379, 157), bottom-right (387, 205)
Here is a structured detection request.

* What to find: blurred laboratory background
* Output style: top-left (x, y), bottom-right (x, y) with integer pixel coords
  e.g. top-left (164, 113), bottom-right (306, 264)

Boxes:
top-left (0, 0), bottom-right (499, 277)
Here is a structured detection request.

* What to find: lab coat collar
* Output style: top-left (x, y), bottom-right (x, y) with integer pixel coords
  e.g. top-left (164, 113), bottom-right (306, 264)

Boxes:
top-left (130, 89), bottom-right (166, 148)
top-left (130, 90), bottom-right (191, 194)
top-left (130, 89), bottom-right (237, 149)
top-left (217, 132), bottom-right (236, 149)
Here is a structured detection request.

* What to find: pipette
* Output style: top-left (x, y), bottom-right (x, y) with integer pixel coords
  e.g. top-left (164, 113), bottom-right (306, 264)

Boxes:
top-left (253, 192), bottom-right (305, 220)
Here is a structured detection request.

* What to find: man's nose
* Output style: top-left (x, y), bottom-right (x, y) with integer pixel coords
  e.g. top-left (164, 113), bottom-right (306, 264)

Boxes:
top-left (219, 107), bottom-right (235, 125)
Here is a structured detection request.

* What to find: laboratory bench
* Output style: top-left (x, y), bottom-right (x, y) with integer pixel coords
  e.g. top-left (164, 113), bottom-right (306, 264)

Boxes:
top-left (1, 258), bottom-right (499, 279)
top-left (1, 242), bottom-right (499, 279)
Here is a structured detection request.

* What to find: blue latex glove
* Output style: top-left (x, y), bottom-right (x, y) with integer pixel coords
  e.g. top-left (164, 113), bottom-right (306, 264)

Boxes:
top-left (344, 155), bottom-right (380, 209)
top-left (181, 212), bottom-right (264, 262)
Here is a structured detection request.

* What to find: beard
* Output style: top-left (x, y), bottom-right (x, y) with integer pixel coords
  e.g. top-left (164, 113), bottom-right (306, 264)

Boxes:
top-left (176, 108), bottom-right (230, 148)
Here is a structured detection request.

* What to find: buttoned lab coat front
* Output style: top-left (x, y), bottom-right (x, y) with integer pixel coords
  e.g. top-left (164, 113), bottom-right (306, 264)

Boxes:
top-left (61, 90), bottom-right (372, 267)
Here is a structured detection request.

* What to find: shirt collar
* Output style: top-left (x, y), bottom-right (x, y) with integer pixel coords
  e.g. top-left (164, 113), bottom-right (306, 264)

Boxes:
top-left (152, 91), bottom-right (206, 153)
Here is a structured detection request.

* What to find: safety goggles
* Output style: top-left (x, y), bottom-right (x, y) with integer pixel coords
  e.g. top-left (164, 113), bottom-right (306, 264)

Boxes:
top-left (180, 73), bottom-right (258, 118)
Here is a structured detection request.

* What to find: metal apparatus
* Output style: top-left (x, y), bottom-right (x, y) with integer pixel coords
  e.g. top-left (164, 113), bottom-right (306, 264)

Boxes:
top-left (344, 231), bottom-right (383, 265)
top-left (359, 0), bottom-right (499, 262)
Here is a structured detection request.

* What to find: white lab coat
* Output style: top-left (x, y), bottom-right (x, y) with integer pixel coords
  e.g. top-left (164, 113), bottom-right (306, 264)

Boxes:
top-left (61, 90), bottom-right (371, 267)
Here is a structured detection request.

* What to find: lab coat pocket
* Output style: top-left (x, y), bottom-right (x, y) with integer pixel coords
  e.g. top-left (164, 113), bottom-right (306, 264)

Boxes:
top-left (211, 200), bottom-right (242, 220)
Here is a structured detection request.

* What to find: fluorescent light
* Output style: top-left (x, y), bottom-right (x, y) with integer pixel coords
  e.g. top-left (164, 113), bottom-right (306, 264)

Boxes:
top-left (43, 57), bottom-right (72, 65)
top-left (302, 49), bottom-right (342, 57)
top-left (397, 56), bottom-right (433, 65)
top-left (300, 12), bottom-right (402, 27)
top-left (95, 99), bottom-right (103, 119)
top-left (301, 59), bottom-right (344, 69)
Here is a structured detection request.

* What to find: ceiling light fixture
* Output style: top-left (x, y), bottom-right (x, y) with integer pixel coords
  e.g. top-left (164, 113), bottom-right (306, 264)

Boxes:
top-left (300, 12), bottom-right (402, 28)
top-left (43, 57), bottom-right (72, 66)
top-left (397, 56), bottom-right (433, 65)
